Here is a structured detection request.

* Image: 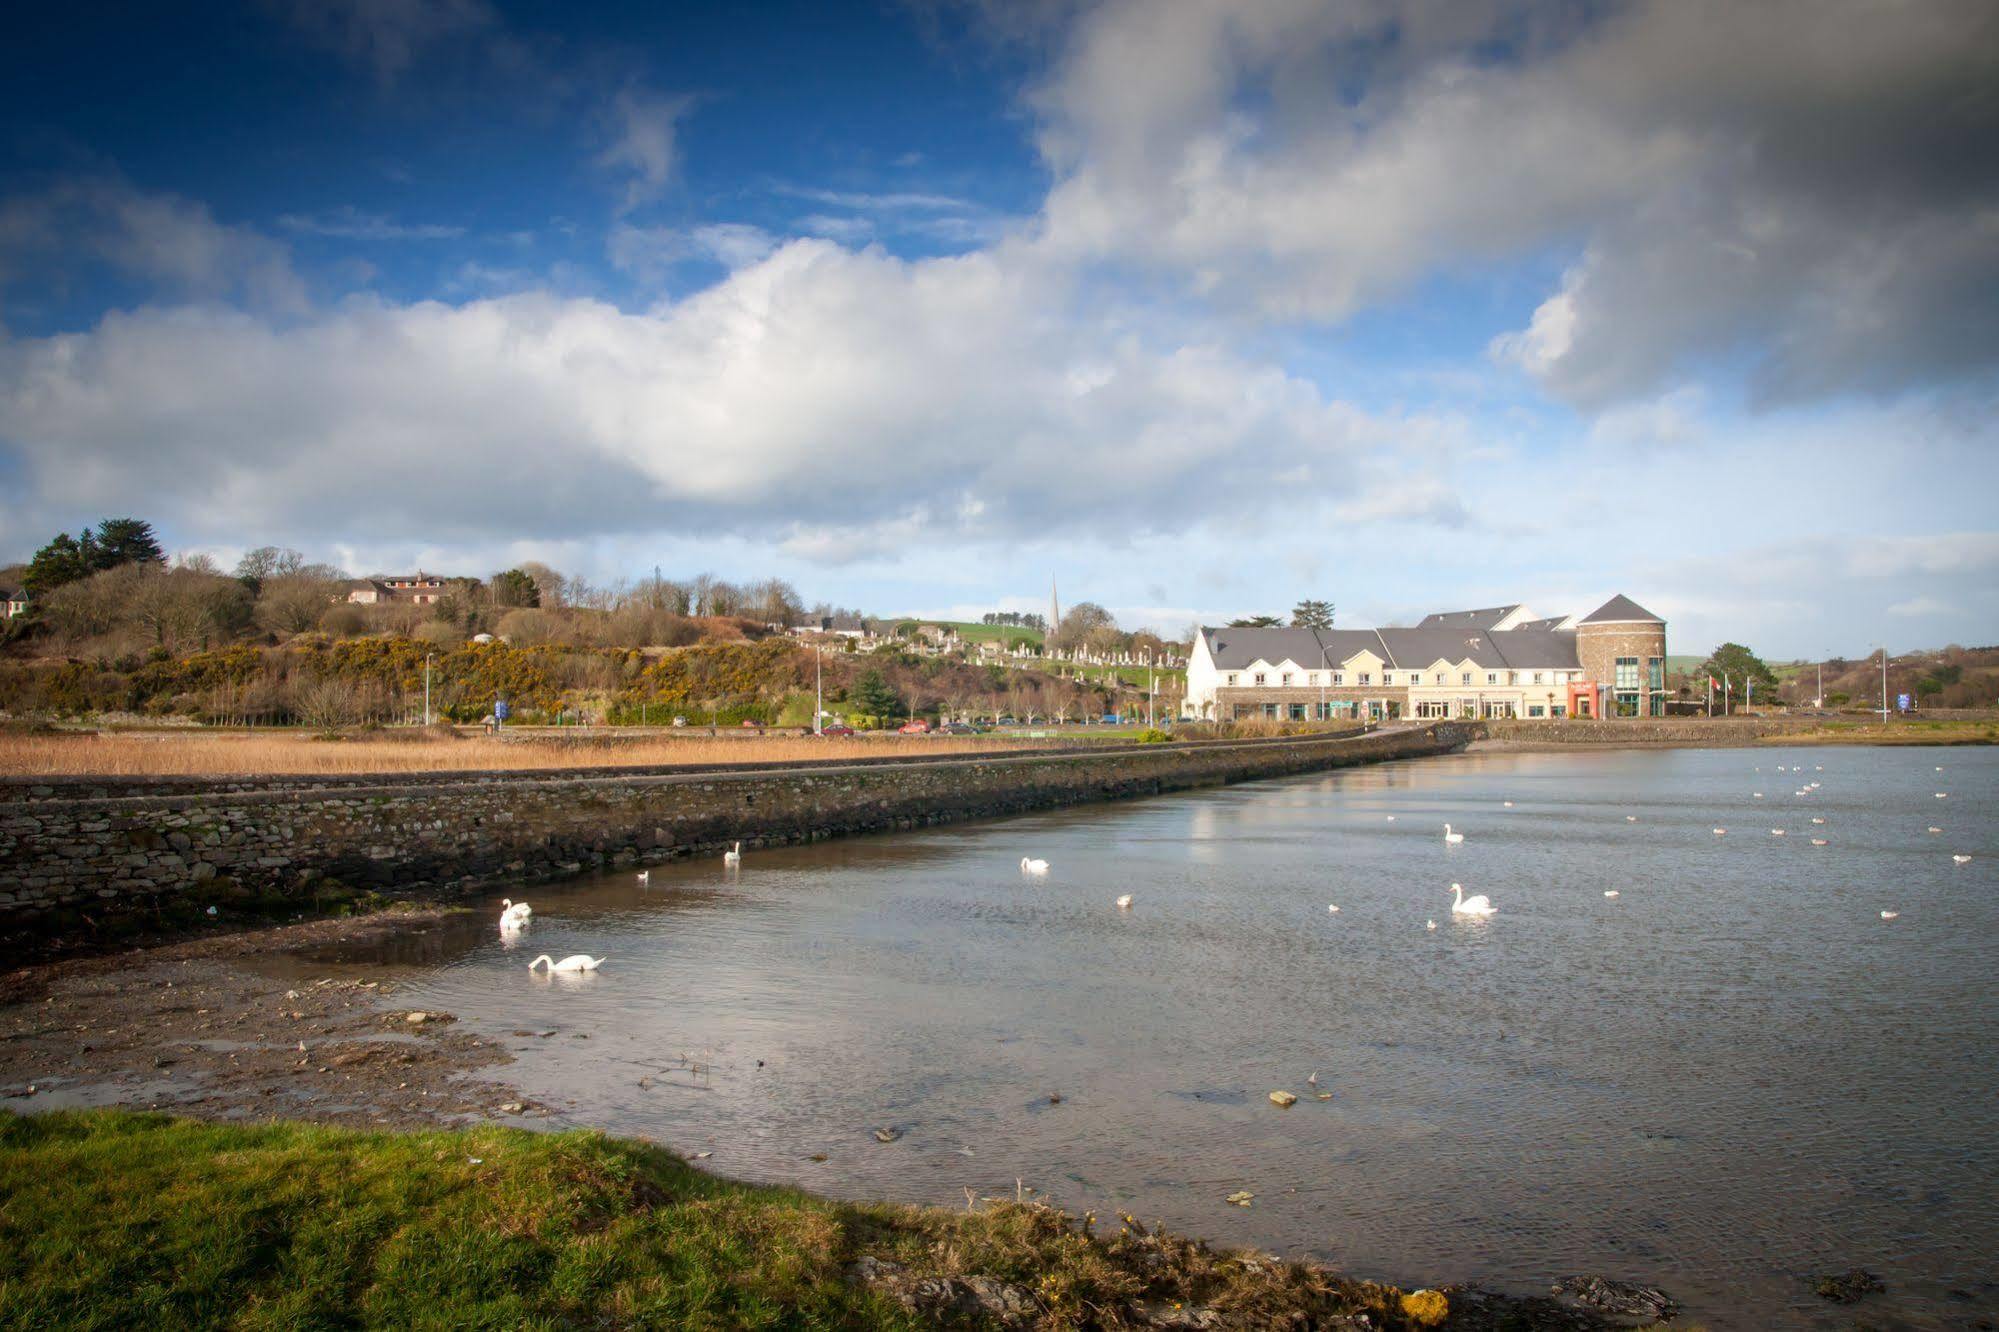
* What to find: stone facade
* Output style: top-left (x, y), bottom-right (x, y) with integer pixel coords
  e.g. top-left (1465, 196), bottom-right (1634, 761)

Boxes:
top-left (0, 726), bottom-right (1476, 942)
top-left (1574, 621), bottom-right (1669, 719)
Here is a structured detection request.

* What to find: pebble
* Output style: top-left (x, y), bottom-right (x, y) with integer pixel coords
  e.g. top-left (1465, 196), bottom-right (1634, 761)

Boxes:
top-left (1268, 1090), bottom-right (1298, 1107)
top-left (1225, 1190), bottom-right (1254, 1207)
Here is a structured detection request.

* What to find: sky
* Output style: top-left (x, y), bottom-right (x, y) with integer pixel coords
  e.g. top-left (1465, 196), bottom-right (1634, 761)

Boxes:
top-left (1, 0), bottom-right (1995, 658)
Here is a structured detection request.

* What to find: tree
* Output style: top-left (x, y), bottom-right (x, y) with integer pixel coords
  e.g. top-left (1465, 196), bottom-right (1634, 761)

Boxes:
top-left (850, 668), bottom-right (903, 720)
top-left (1051, 601), bottom-right (1117, 651)
top-left (92, 518), bottom-right (165, 569)
top-left (1699, 643), bottom-right (1779, 697)
top-left (490, 568), bottom-right (541, 609)
top-left (1229, 614), bottom-right (1283, 628)
top-left (1291, 599), bottom-right (1335, 630)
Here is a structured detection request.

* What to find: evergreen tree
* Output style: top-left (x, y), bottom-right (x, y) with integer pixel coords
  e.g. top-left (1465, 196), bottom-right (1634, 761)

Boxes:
top-left (1699, 642), bottom-right (1779, 695)
top-left (92, 518), bottom-right (165, 568)
top-left (1291, 599), bottom-right (1335, 629)
top-left (850, 668), bottom-right (903, 719)
top-left (1228, 614), bottom-right (1283, 627)
top-left (490, 567), bottom-right (542, 608)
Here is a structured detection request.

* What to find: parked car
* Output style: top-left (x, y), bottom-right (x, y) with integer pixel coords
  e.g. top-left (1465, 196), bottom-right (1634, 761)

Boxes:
top-left (897, 720), bottom-right (931, 734)
top-left (819, 723), bottom-right (856, 737)
top-left (671, 715), bottom-right (688, 727)
top-left (940, 721), bottom-right (979, 735)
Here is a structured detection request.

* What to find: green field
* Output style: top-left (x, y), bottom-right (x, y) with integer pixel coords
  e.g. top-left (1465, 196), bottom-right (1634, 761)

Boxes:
top-left (0, 1109), bottom-right (1467, 1330)
top-left (891, 618), bottom-right (1044, 648)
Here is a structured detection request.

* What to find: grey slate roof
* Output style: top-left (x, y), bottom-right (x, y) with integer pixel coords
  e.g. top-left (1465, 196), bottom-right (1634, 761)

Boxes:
top-left (1512, 616), bottom-right (1571, 632)
top-left (1580, 594), bottom-right (1663, 624)
top-left (1202, 625), bottom-right (1580, 672)
top-left (1416, 605), bottom-right (1519, 630)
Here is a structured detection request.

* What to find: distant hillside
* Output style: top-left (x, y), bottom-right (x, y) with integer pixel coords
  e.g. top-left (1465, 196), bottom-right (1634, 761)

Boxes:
top-left (892, 618), bottom-right (1044, 647)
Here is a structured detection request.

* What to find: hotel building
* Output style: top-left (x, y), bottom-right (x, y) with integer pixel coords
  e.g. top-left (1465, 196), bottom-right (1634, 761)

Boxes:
top-left (1185, 595), bottom-right (1667, 722)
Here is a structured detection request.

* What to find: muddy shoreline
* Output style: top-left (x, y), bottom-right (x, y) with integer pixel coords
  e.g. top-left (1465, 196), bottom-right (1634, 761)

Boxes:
top-left (0, 908), bottom-right (536, 1130)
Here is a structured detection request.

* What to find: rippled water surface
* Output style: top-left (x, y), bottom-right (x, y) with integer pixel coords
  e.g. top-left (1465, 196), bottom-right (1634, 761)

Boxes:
top-left (388, 745), bottom-right (1997, 1328)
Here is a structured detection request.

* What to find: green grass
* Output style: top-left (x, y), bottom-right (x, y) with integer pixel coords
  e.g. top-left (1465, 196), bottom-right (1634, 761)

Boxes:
top-left (890, 619), bottom-right (1044, 648)
top-left (0, 1110), bottom-right (1473, 1331)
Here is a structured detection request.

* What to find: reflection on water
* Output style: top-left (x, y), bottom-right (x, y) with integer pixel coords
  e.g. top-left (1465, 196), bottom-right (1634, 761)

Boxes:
top-left (389, 746), bottom-right (1997, 1330)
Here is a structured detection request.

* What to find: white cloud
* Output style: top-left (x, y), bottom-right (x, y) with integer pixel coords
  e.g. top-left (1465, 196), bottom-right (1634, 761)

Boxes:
top-left (1887, 596), bottom-right (1957, 618)
top-left (0, 238), bottom-right (1472, 558)
top-left (279, 207), bottom-right (465, 240)
top-left (1028, 0), bottom-right (1999, 406)
top-left (599, 87), bottom-right (694, 213)
top-left (608, 222), bottom-right (778, 280)
top-left (0, 177), bottom-right (307, 315)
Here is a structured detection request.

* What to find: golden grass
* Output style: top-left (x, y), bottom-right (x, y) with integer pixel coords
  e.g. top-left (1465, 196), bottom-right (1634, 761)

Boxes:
top-left (0, 729), bottom-right (1061, 778)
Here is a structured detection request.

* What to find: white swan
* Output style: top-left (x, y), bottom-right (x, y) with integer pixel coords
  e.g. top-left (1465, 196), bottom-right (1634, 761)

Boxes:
top-left (1811, 817), bottom-right (1825, 825)
top-left (1928, 826), bottom-right (1942, 834)
top-left (1880, 911), bottom-right (1899, 920)
top-left (1115, 894), bottom-right (1133, 909)
top-left (1326, 904), bottom-right (1341, 914)
top-left (1811, 838), bottom-right (1828, 846)
top-left (636, 870), bottom-right (650, 885)
top-left (1425, 919), bottom-right (1437, 931)
top-left (1713, 828), bottom-right (1727, 835)
top-left (528, 954), bottom-right (605, 973)
top-left (1603, 890), bottom-right (1619, 898)
top-left (1935, 793), bottom-right (1948, 799)
top-left (1502, 801), bottom-right (1513, 808)
top-left (1021, 857), bottom-right (1050, 874)
top-left (1443, 824), bottom-right (1464, 845)
top-left (723, 841), bottom-right (743, 864)
top-left (1626, 815), bottom-right (1637, 822)
top-left (1955, 855), bottom-right (1973, 865)
top-left (500, 899), bottom-right (532, 926)
top-left (1771, 829), bottom-right (1786, 836)
top-left (1448, 882), bottom-right (1495, 916)
top-left (1386, 815), bottom-right (1396, 822)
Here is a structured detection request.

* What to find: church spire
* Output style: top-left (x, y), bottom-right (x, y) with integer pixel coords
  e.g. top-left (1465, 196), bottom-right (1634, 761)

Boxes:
top-left (1050, 576), bottom-right (1060, 647)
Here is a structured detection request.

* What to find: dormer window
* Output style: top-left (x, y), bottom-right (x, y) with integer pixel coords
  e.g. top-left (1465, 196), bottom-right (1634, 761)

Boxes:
top-left (1253, 672), bottom-right (1266, 685)
top-left (1281, 672), bottom-right (1293, 685)
top-left (1332, 672), bottom-right (1344, 685)
top-left (1226, 673), bottom-right (1238, 686)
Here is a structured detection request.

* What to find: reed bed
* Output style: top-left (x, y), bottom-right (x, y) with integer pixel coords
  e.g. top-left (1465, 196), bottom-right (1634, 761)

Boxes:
top-left (0, 729), bottom-right (1057, 778)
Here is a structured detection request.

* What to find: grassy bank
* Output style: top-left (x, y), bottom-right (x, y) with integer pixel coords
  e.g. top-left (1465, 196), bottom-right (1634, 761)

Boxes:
top-left (0, 1110), bottom-right (1637, 1330)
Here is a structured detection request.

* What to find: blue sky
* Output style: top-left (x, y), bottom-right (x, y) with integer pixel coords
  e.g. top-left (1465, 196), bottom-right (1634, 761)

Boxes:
top-left (2, 0), bottom-right (1995, 657)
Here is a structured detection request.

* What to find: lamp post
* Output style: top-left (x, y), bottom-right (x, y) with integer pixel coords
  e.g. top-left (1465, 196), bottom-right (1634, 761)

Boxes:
top-left (814, 641), bottom-right (823, 735)
top-left (423, 653), bottom-right (433, 727)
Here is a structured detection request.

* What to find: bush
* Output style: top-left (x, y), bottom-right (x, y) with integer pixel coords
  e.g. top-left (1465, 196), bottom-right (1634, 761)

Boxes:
top-left (1135, 728), bottom-right (1171, 743)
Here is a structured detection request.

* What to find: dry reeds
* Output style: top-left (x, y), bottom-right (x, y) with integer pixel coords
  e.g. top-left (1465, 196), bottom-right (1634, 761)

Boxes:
top-left (0, 729), bottom-right (1055, 778)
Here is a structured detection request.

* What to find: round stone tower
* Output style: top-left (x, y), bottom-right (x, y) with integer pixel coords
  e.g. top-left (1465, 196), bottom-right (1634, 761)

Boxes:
top-left (1575, 595), bottom-right (1667, 719)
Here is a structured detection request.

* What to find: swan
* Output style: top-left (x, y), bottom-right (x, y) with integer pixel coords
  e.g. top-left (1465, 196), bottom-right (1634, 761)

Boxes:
top-left (500, 899), bottom-right (532, 926)
top-left (1713, 828), bottom-right (1727, 835)
top-left (1426, 919), bottom-right (1437, 930)
top-left (1880, 911), bottom-right (1899, 920)
top-left (1386, 815), bottom-right (1396, 822)
top-left (1811, 838), bottom-right (1828, 846)
top-left (1115, 894), bottom-right (1133, 909)
top-left (1448, 882), bottom-right (1495, 916)
top-left (1811, 817), bottom-right (1825, 825)
top-left (1443, 824), bottom-right (1464, 845)
top-left (636, 870), bottom-right (649, 885)
top-left (1603, 890), bottom-right (1619, 898)
top-left (1021, 857), bottom-right (1050, 874)
top-left (1754, 793), bottom-right (1763, 799)
top-left (1928, 826), bottom-right (1942, 834)
top-left (1626, 815), bottom-right (1637, 822)
top-left (1503, 801), bottom-right (1514, 808)
top-left (1955, 855), bottom-right (1973, 865)
top-left (1771, 829), bottom-right (1786, 836)
top-left (723, 841), bottom-right (743, 864)
top-left (1326, 904), bottom-right (1341, 914)
top-left (529, 954), bottom-right (605, 973)
top-left (1935, 793), bottom-right (1947, 799)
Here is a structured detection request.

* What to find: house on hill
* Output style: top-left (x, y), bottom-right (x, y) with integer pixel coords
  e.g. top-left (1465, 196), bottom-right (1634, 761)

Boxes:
top-left (1184, 595), bottom-right (1666, 722)
top-left (346, 573), bottom-right (449, 606)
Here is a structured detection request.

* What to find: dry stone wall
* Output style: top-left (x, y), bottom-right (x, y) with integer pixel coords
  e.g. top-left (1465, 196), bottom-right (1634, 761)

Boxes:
top-left (2, 725), bottom-right (1475, 942)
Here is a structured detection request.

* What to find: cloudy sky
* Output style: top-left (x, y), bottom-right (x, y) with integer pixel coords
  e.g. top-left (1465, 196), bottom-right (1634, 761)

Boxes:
top-left (2, 0), bottom-right (1995, 656)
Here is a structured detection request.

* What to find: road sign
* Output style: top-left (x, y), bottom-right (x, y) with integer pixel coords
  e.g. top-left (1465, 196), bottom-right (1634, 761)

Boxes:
top-left (494, 699), bottom-right (510, 720)
top-left (1896, 693), bottom-right (1910, 712)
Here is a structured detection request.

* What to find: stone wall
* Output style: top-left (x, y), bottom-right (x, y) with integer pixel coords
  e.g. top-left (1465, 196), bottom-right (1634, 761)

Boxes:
top-left (1483, 717), bottom-right (1829, 744)
top-left (1, 724), bottom-right (1476, 942)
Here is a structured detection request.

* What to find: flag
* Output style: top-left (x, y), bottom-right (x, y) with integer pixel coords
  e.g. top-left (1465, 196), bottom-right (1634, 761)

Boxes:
top-left (1709, 676), bottom-right (1720, 690)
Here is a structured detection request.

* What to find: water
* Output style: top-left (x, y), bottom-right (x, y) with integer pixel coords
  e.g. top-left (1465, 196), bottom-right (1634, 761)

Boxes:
top-left (378, 746), bottom-right (1997, 1329)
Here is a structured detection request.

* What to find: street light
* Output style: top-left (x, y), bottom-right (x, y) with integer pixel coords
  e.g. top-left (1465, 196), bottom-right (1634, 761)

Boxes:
top-left (423, 653), bottom-right (433, 727)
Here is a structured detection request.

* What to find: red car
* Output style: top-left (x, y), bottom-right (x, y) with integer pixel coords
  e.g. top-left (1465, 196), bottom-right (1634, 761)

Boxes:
top-left (819, 723), bottom-right (856, 737)
top-left (897, 720), bottom-right (931, 734)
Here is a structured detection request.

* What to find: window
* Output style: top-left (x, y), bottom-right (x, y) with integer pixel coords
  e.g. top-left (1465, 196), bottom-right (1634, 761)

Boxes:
top-left (1359, 673), bottom-right (1372, 685)
top-left (1380, 673), bottom-right (1392, 686)
top-left (1308, 672), bottom-right (1319, 686)
top-left (1289, 703), bottom-right (1306, 720)
top-left (1532, 672), bottom-right (1543, 685)
top-left (1435, 672), bottom-right (1446, 684)
top-left (1615, 657), bottom-right (1640, 689)
top-left (1508, 672), bottom-right (1518, 685)
top-left (1281, 672), bottom-right (1293, 685)
top-left (1553, 672), bottom-right (1567, 685)
top-left (1648, 657), bottom-right (1664, 690)
top-left (1254, 672), bottom-right (1267, 685)
top-left (1332, 672), bottom-right (1344, 685)
top-left (1486, 672), bottom-right (1498, 685)
top-left (1461, 672), bottom-right (1473, 685)
top-left (1226, 673), bottom-right (1237, 686)
top-left (1528, 704), bottom-right (1546, 717)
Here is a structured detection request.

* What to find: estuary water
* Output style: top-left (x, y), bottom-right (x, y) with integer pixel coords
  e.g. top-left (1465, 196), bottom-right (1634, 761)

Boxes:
top-left (381, 745), bottom-right (1997, 1328)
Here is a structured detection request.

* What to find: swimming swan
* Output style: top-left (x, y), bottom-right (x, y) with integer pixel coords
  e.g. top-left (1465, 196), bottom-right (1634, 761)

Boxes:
top-left (500, 899), bottom-right (532, 926)
top-left (1021, 857), bottom-right (1050, 874)
top-left (1955, 855), bottom-right (1973, 865)
top-left (529, 954), bottom-right (605, 973)
top-left (1443, 824), bottom-right (1464, 845)
top-left (723, 842), bottom-right (743, 865)
top-left (1880, 911), bottom-right (1899, 920)
top-left (1448, 883), bottom-right (1495, 916)
top-left (636, 870), bottom-right (649, 885)
top-left (1115, 894), bottom-right (1133, 909)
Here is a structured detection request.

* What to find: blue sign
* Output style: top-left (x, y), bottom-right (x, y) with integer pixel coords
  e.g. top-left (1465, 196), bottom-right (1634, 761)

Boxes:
top-left (494, 699), bottom-right (510, 720)
top-left (1897, 693), bottom-right (1910, 712)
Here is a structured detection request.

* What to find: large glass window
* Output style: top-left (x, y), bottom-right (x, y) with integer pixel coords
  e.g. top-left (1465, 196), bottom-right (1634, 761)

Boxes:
top-left (1615, 657), bottom-right (1640, 689)
top-left (1289, 703), bottom-right (1306, 720)
top-left (1648, 656), bottom-right (1664, 689)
